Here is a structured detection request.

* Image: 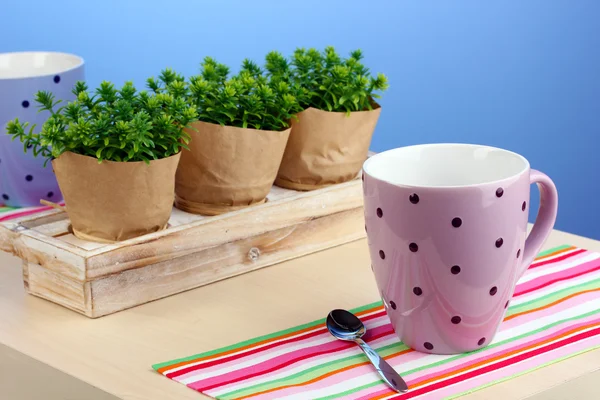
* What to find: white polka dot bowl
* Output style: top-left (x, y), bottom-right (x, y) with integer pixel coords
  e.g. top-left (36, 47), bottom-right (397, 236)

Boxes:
top-left (0, 52), bottom-right (85, 207)
top-left (363, 143), bottom-right (558, 354)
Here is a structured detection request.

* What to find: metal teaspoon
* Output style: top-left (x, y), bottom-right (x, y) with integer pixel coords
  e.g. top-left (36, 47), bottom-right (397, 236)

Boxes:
top-left (326, 309), bottom-right (408, 393)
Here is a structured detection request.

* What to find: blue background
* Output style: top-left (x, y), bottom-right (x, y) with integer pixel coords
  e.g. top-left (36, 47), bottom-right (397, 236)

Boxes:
top-left (1, 0), bottom-right (598, 238)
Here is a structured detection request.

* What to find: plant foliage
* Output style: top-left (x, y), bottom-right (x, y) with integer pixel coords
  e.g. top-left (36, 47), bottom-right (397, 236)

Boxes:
top-left (187, 57), bottom-right (302, 131)
top-left (267, 46), bottom-right (389, 114)
top-left (6, 71), bottom-right (197, 165)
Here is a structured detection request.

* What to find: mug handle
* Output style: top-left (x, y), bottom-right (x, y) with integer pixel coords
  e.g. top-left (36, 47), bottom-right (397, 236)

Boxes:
top-left (517, 169), bottom-right (559, 279)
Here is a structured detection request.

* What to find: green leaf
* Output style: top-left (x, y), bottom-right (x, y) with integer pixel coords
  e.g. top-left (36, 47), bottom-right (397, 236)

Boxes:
top-left (4, 48), bottom-right (386, 161)
top-left (330, 92), bottom-right (338, 106)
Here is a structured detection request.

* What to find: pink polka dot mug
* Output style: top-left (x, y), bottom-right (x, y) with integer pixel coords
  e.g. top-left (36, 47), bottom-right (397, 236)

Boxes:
top-left (0, 52), bottom-right (85, 207)
top-left (363, 144), bottom-right (558, 354)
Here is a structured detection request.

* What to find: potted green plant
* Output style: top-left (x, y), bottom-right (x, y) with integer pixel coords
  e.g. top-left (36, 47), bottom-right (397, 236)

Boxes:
top-left (6, 72), bottom-right (197, 242)
top-left (175, 57), bottom-right (301, 215)
top-left (270, 47), bottom-right (389, 190)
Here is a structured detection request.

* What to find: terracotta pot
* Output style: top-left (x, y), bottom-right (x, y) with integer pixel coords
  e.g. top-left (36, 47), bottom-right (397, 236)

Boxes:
top-left (175, 120), bottom-right (291, 215)
top-left (275, 104), bottom-right (381, 191)
top-left (52, 151), bottom-right (180, 243)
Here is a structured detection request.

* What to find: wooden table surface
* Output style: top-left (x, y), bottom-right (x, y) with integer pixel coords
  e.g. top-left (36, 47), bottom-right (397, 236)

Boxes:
top-left (0, 229), bottom-right (599, 400)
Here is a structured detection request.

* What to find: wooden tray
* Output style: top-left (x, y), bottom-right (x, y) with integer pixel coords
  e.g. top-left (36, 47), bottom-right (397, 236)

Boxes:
top-left (0, 180), bottom-right (365, 318)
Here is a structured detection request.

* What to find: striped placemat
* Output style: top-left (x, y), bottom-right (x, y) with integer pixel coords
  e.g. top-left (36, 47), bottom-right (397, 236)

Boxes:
top-left (0, 203), bottom-right (63, 222)
top-left (153, 245), bottom-right (600, 399)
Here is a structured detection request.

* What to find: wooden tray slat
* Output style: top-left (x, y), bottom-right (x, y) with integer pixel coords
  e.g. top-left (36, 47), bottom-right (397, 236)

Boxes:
top-left (1, 179), bottom-right (365, 318)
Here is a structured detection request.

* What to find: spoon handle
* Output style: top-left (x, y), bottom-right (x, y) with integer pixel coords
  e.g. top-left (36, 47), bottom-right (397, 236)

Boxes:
top-left (355, 338), bottom-right (408, 393)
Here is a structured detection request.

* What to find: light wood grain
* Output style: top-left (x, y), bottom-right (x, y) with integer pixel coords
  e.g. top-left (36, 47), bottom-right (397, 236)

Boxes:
top-left (89, 208), bottom-right (363, 317)
top-left (526, 366), bottom-right (600, 400)
top-left (0, 179), bottom-right (364, 317)
top-left (85, 180), bottom-right (363, 275)
top-left (25, 261), bottom-right (91, 315)
top-left (0, 343), bottom-right (117, 400)
top-left (0, 229), bottom-right (598, 400)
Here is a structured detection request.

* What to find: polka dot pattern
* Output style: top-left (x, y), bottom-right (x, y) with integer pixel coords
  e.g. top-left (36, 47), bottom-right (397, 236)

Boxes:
top-left (366, 176), bottom-right (524, 353)
top-left (2, 172), bottom-right (59, 204)
top-left (1, 62), bottom-right (76, 209)
top-left (1, 152), bottom-right (61, 204)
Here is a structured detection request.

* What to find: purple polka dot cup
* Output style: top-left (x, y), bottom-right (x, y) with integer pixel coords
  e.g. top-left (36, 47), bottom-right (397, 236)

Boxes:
top-left (363, 144), bottom-right (558, 354)
top-left (0, 52), bottom-right (85, 207)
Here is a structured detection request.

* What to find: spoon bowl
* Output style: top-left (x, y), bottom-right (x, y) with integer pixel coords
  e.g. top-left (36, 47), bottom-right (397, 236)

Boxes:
top-left (326, 309), bottom-right (366, 341)
top-left (326, 309), bottom-right (408, 393)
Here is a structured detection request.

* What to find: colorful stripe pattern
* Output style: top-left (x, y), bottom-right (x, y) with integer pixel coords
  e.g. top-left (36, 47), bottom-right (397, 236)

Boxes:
top-left (0, 203), bottom-right (63, 222)
top-left (153, 245), bottom-right (600, 399)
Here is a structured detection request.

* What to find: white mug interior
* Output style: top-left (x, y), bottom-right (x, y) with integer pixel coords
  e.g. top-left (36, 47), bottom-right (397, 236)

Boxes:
top-left (0, 52), bottom-right (84, 79)
top-left (363, 143), bottom-right (530, 187)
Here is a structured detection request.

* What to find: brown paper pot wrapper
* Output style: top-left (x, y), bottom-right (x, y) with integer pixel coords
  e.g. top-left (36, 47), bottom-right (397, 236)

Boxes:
top-left (175, 121), bottom-right (291, 215)
top-left (275, 104), bottom-right (381, 191)
top-left (52, 151), bottom-right (180, 243)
